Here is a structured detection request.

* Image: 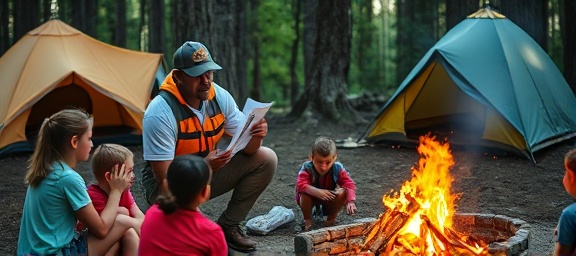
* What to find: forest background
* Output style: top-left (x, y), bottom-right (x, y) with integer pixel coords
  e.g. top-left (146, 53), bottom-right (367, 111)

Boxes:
top-left (2, 1), bottom-right (576, 255)
top-left (1, 0), bottom-right (576, 122)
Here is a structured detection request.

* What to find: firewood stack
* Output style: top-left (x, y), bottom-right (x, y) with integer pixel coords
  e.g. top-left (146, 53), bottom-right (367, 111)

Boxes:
top-left (293, 218), bottom-right (375, 255)
top-left (294, 213), bottom-right (530, 256)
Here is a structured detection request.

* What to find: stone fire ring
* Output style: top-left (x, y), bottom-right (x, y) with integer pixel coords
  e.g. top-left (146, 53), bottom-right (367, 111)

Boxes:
top-left (294, 213), bottom-right (530, 256)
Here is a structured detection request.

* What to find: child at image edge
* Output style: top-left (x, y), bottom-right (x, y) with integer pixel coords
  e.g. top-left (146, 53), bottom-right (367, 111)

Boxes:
top-left (555, 148), bottom-right (576, 256)
top-left (139, 154), bottom-right (227, 256)
top-left (17, 108), bottom-right (135, 256)
top-left (295, 136), bottom-right (357, 231)
top-left (80, 143), bottom-right (145, 254)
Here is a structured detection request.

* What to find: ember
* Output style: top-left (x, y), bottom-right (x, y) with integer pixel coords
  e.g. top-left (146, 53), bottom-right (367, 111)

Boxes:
top-left (359, 135), bottom-right (487, 255)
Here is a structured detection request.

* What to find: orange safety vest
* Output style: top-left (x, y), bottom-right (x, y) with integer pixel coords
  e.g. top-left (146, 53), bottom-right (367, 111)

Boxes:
top-left (158, 72), bottom-right (226, 157)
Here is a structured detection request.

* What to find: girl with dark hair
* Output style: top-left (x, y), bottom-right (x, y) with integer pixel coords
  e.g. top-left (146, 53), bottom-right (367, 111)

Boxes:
top-left (139, 155), bottom-right (227, 255)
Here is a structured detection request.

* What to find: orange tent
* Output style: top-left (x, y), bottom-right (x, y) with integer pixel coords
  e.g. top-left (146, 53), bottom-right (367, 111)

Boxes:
top-left (0, 19), bottom-right (165, 157)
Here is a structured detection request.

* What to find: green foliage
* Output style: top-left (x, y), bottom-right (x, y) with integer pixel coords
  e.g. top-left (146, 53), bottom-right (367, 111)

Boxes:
top-left (250, 0), bottom-right (302, 106)
top-left (547, 0), bottom-right (564, 71)
top-left (349, 0), bottom-right (398, 98)
top-left (95, 0), bottom-right (113, 43)
top-left (350, 1), bottom-right (381, 94)
top-left (125, 0), bottom-right (141, 50)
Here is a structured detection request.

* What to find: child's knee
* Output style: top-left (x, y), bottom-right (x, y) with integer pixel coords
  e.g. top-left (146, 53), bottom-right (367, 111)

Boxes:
top-left (335, 188), bottom-right (347, 202)
top-left (115, 214), bottom-right (140, 230)
top-left (298, 193), bottom-right (314, 206)
top-left (123, 228), bottom-right (139, 243)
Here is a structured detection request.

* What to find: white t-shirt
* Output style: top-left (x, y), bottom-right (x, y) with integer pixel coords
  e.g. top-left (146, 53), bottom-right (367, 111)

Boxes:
top-left (142, 83), bottom-right (246, 161)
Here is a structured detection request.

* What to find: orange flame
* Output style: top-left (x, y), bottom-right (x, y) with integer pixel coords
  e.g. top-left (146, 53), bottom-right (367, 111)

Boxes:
top-left (375, 135), bottom-right (485, 255)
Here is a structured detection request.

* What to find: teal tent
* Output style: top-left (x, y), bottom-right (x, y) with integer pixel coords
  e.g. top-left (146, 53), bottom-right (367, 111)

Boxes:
top-left (362, 7), bottom-right (576, 160)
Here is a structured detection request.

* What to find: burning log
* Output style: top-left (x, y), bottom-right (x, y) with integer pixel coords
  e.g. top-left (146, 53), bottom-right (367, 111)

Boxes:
top-left (359, 207), bottom-right (487, 255)
top-left (361, 195), bottom-right (421, 252)
top-left (424, 216), bottom-right (488, 255)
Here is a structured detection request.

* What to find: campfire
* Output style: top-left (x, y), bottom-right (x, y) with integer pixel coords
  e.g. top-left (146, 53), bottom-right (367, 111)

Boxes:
top-left (294, 135), bottom-right (530, 256)
top-left (360, 135), bottom-right (487, 255)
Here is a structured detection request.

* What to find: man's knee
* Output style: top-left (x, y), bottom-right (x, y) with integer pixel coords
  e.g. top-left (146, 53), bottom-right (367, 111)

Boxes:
top-left (257, 146), bottom-right (277, 177)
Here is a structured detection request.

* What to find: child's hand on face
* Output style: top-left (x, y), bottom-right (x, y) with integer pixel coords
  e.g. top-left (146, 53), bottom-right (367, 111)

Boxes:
top-left (108, 164), bottom-right (131, 193)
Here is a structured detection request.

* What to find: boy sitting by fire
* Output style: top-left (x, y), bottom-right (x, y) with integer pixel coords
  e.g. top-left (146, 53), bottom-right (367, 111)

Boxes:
top-left (555, 148), bottom-right (576, 256)
top-left (295, 136), bottom-right (357, 232)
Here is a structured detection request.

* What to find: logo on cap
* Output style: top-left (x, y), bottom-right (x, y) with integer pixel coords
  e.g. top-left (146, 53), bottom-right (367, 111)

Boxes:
top-left (192, 47), bottom-right (208, 63)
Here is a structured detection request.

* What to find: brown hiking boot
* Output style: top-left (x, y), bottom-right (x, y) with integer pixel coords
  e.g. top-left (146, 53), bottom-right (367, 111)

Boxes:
top-left (220, 224), bottom-right (257, 251)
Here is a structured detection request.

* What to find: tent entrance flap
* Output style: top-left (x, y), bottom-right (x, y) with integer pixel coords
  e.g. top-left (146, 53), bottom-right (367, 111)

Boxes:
top-left (403, 61), bottom-right (487, 145)
top-left (27, 84), bottom-right (92, 125)
top-left (367, 58), bottom-right (529, 156)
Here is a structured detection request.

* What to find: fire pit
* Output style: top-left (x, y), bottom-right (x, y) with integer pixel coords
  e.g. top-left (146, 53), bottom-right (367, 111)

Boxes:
top-left (294, 213), bottom-right (530, 255)
top-left (295, 135), bottom-right (530, 255)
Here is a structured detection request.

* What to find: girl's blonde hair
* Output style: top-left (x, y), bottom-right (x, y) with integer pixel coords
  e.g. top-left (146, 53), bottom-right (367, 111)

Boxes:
top-left (25, 108), bottom-right (93, 187)
top-left (91, 144), bottom-right (133, 180)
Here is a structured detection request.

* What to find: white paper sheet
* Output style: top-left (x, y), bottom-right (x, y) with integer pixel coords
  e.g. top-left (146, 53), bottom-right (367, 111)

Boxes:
top-left (223, 98), bottom-right (273, 156)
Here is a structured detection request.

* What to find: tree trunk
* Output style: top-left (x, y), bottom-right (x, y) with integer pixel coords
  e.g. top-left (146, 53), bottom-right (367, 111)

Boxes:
top-left (172, 0), bottom-right (203, 47)
top-left (235, 0), bottom-right (248, 101)
top-left (171, 0), bottom-right (243, 100)
top-left (58, 0), bottom-right (71, 22)
top-left (71, 0), bottom-right (84, 31)
top-left (0, 0), bottom-right (9, 55)
top-left (446, 0), bottom-right (480, 30)
top-left (395, 0), bottom-right (412, 85)
top-left (302, 0), bottom-right (317, 89)
top-left (562, 0), bottom-right (576, 92)
top-left (14, 0), bottom-right (39, 41)
top-left (84, 0), bottom-right (96, 37)
top-left (291, 0), bottom-right (318, 114)
top-left (355, 0), bottom-right (374, 90)
top-left (378, 0), bottom-right (394, 86)
top-left (149, 0), bottom-right (165, 53)
top-left (491, 0), bottom-right (547, 51)
top-left (249, 0), bottom-right (262, 101)
top-left (211, 0), bottom-right (241, 100)
top-left (289, 0), bottom-right (357, 122)
top-left (114, 0), bottom-right (127, 47)
top-left (43, 0), bottom-right (51, 22)
top-left (289, 0), bottom-right (301, 105)
top-left (139, 0), bottom-right (146, 51)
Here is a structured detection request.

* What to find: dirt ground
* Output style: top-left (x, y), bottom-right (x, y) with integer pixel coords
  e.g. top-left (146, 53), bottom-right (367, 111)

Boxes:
top-left (0, 110), bottom-right (573, 255)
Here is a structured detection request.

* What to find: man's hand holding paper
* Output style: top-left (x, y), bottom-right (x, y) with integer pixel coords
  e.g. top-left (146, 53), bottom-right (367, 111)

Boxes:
top-left (222, 98), bottom-right (274, 157)
top-left (207, 149), bottom-right (232, 172)
top-left (250, 118), bottom-right (268, 138)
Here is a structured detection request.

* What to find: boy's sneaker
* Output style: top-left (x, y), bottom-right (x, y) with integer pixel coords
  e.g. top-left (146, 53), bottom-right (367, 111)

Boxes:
top-left (312, 205), bottom-right (323, 220)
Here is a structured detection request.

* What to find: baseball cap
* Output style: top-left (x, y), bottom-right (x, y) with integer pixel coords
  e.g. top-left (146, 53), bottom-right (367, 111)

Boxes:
top-left (173, 41), bottom-right (222, 77)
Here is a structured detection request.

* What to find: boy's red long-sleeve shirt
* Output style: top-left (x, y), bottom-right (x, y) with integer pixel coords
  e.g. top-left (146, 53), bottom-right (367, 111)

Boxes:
top-left (295, 161), bottom-right (356, 203)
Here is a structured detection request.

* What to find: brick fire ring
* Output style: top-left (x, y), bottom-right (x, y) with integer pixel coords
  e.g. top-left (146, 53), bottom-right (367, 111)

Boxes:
top-left (294, 213), bottom-right (530, 256)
